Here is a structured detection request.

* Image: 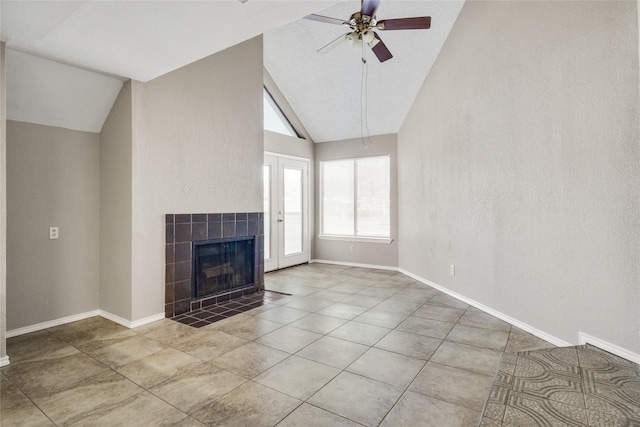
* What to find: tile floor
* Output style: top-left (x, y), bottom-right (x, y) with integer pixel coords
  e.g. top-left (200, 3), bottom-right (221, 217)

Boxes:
top-left (172, 291), bottom-right (292, 328)
top-left (480, 345), bottom-right (640, 426)
top-left (0, 263), bottom-right (609, 426)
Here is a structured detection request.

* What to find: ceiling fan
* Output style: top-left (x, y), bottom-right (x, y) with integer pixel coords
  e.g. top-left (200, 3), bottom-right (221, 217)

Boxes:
top-left (305, 0), bottom-right (431, 63)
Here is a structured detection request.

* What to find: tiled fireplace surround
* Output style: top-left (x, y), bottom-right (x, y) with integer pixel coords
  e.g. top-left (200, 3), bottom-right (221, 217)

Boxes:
top-left (165, 213), bottom-right (265, 318)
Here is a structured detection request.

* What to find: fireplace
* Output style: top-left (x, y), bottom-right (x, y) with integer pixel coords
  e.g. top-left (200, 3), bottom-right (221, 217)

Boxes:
top-left (192, 237), bottom-right (255, 299)
top-left (165, 212), bottom-right (264, 317)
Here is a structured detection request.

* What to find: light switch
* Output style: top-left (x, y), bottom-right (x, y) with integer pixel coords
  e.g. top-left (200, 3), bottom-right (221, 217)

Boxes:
top-left (49, 227), bottom-right (59, 240)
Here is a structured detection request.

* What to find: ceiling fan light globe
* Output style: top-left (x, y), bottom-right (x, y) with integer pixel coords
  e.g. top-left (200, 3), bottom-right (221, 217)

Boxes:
top-left (362, 30), bottom-right (376, 44)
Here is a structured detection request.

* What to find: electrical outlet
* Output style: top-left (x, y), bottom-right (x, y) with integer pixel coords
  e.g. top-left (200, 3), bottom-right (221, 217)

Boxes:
top-left (49, 227), bottom-right (59, 240)
top-left (350, 245), bottom-right (355, 253)
top-left (450, 264), bottom-right (455, 276)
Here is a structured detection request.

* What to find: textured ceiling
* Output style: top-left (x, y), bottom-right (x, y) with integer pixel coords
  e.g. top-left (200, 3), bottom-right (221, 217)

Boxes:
top-left (0, 0), bottom-right (340, 132)
top-left (1, 0), bottom-right (463, 139)
top-left (264, 0), bottom-right (464, 142)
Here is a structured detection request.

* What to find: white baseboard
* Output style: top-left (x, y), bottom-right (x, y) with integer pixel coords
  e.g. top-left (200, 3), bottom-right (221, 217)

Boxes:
top-left (6, 310), bottom-right (100, 338)
top-left (0, 355), bottom-right (10, 367)
top-left (579, 332), bottom-right (640, 365)
top-left (99, 310), bottom-right (165, 329)
top-left (5, 310), bottom-right (165, 338)
top-left (398, 268), bottom-right (572, 348)
top-left (311, 259), bottom-right (399, 272)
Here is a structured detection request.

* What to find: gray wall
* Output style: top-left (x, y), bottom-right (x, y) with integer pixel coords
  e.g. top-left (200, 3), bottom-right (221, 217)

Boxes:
top-left (398, 1), bottom-right (640, 354)
top-left (129, 36), bottom-right (264, 321)
top-left (6, 121), bottom-right (100, 330)
top-left (1, 42), bottom-right (7, 362)
top-left (314, 133), bottom-right (398, 268)
top-left (100, 80), bottom-right (133, 320)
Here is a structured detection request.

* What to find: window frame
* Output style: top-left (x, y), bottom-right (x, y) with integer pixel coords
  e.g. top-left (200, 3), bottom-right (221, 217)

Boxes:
top-left (319, 155), bottom-right (392, 243)
top-left (263, 86), bottom-right (303, 139)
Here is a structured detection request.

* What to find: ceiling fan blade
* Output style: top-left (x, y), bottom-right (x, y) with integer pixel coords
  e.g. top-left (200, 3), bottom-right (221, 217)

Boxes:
top-left (361, 0), bottom-right (380, 17)
top-left (317, 32), bottom-right (350, 53)
top-left (377, 16), bottom-right (431, 30)
top-left (368, 33), bottom-right (393, 63)
top-left (304, 14), bottom-right (348, 26)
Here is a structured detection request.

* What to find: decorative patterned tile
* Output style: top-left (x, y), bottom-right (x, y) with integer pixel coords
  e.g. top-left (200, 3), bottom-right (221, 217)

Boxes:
top-left (479, 345), bottom-right (640, 426)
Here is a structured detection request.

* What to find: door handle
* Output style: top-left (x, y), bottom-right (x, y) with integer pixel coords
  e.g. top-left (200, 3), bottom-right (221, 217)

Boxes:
top-left (278, 219), bottom-right (284, 222)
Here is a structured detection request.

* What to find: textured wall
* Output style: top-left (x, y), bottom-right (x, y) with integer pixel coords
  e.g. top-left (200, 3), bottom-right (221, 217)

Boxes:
top-left (6, 121), bottom-right (100, 330)
top-left (130, 37), bottom-right (264, 321)
top-left (398, 1), bottom-right (640, 354)
top-left (314, 133), bottom-right (398, 268)
top-left (100, 81), bottom-right (133, 320)
top-left (1, 42), bottom-right (7, 362)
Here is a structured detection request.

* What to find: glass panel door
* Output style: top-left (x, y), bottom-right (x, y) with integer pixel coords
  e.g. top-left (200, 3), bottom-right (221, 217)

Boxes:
top-left (283, 167), bottom-right (303, 255)
top-left (263, 154), bottom-right (309, 272)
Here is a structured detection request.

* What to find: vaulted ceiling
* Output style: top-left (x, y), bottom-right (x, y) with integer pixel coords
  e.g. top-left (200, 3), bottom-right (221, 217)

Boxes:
top-left (264, 1), bottom-right (463, 142)
top-left (1, 0), bottom-right (463, 140)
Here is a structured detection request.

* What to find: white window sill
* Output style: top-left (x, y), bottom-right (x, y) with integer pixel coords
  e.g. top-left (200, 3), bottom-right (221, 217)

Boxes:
top-left (318, 235), bottom-right (393, 244)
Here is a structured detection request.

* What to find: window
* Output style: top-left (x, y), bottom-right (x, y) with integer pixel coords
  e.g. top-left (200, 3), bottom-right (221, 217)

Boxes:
top-left (263, 87), bottom-right (300, 138)
top-left (320, 155), bottom-right (390, 239)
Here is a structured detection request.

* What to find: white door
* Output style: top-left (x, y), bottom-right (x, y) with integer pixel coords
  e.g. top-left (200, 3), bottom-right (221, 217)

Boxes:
top-left (264, 154), bottom-right (309, 272)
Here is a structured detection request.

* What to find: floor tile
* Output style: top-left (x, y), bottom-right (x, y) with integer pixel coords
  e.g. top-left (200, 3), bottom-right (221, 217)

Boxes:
top-left (425, 294), bottom-right (470, 310)
top-left (311, 289), bottom-right (356, 302)
top-left (297, 336), bottom-right (369, 369)
top-left (116, 347), bottom-right (201, 388)
top-left (283, 297), bottom-right (333, 312)
top-left (70, 391), bottom-right (188, 426)
top-left (48, 316), bottom-right (136, 348)
top-left (412, 304), bottom-right (465, 323)
top-left (380, 391), bottom-right (481, 427)
top-left (1, 373), bottom-right (31, 411)
top-left (288, 313), bottom-right (348, 335)
top-left (0, 401), bottom-right (56, 426)
top-left (308, 371), bottom-right (403, 426)
top-left (330, 283), bottom-right (367, 294)
top-left (137, 320), bottom-right (198, 346)
top-left (256, 326), bottom-right (322, 353)
top-left (2, 352), bottom-right (109, 399)
top-left (192, 381), bottom-right (301, 427)
top-left (353, 308), bottom-right (408, 329)
top-left (328, 321), bottom-right (391, 346)
top-left (346, 347), bottom-right (425, 388)
top-left (8, 264), bottom-right (639, 427)
top-left (356, 287), bottom-right (398, 299)
top-left (446, 324), bottom-right (510, 351)
top-left (33, 370), bottom-right (143, 425)
top-left (373, 299), bottom-right (422, 315)
top-left (213, 315), bottom-right (283, 340)
top-left (505, 327), bottom-right (554, 352)
top-left (374, 330), bottom-right (443, 360)
top-left (317, 303), bottom-right (368, 320)
top-left (457, 308), bottom-right (511, 333)
top-left (409, 362), bottom-right (494, 411)
top-left (5, 330), bottom-right (79, 365)
top-left (430, 341), bottom-right (503, 376)
top-left (212, 342), bottom-right (289, 378)
top-left (396, 316), bottom-right (455, 339)
top-left (82, 335), bottom-right (167, 369)
top-left (390, 290), bottom-right (435, 304)
top-left (340, 294), bottom-right (385, 309)
top-left (255, 306), bottom-right (310, 324)
top-left (171, 329), bottom-right (249, 361)
top-left (254, 355), bottom-right (340, 400)
top-left (278, 402), bottom-right (363, 427)
top-left (149, 363), bottom-right (246, 414)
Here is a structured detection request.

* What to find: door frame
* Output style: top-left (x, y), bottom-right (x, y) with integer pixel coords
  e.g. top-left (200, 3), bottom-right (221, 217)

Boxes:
top-left (264, 152), bottom-right (310, 272)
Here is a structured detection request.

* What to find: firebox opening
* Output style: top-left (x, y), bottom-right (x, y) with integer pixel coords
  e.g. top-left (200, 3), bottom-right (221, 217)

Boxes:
top-left (192, 236), bottom-right (255, 300)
